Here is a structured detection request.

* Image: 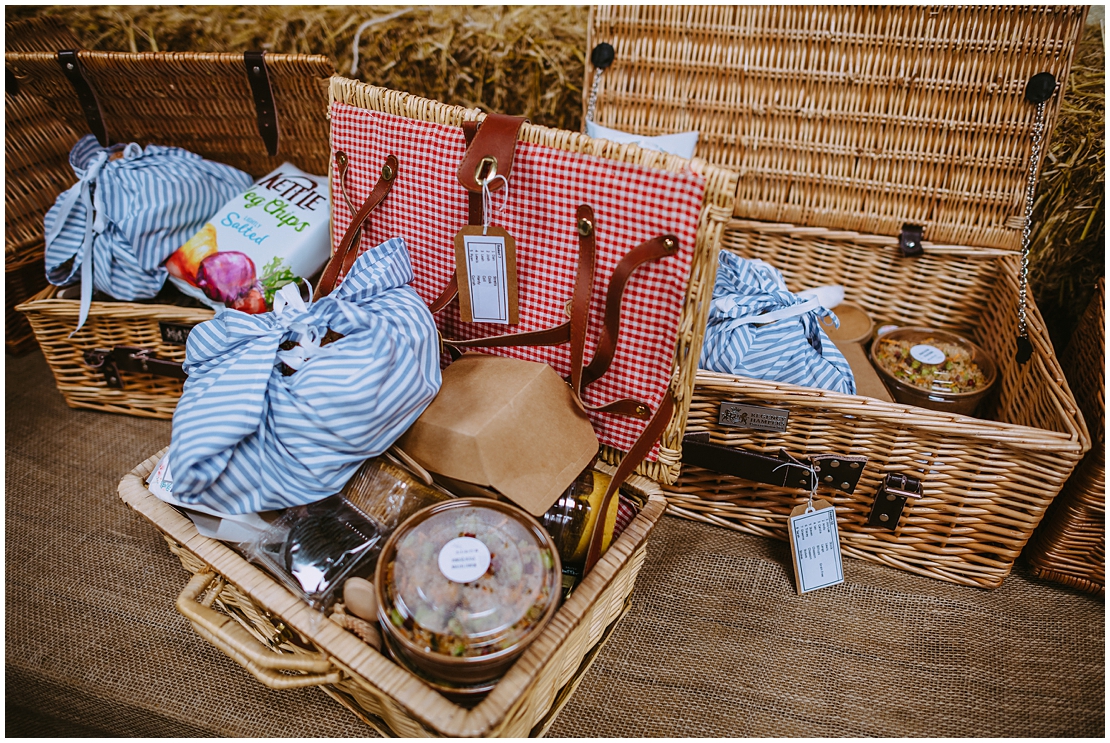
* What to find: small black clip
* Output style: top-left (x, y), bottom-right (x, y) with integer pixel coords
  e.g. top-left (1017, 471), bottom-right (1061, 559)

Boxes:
top-left (1016, 335), bottom-right (1034, 365)
top-left (591, 43), bottom-right (615, 70)
top-left (1024, 72), bottom-right (1056, 104)
top-left (899, 223), bottom-right (924, 257)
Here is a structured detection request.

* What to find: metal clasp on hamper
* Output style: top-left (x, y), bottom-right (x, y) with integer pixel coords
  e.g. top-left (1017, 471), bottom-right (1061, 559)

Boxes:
top-left (84, 347), bottom-right (187, 388)
top-left (867, 473), bottom-right (923, 530)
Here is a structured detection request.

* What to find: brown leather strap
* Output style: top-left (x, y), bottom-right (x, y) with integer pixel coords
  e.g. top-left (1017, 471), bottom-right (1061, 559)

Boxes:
top-left (582, 390), bottom-right (676, 573)
top-left (581, 233), bottom-right (680, 390)
top-left (427, 273), bottom-right (460, 314)
top-left (442, 321), bottom-right (570, 349)
top-left (569, 205), bottom-right (598, 397)
top-left (243, 52), bottom-right (279, 157)
top-left (462, 121), bottom-right (483, 224)
top-left (317, 155), bottom-right (398, 298)
top-left (457, 113), bottom-right (528, 193)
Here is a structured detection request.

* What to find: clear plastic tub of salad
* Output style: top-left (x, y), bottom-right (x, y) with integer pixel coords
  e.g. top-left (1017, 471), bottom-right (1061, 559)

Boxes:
top-left (870, 327), bottom-right (998, 416)
top-left (375, 499), bottom-right (561, 686)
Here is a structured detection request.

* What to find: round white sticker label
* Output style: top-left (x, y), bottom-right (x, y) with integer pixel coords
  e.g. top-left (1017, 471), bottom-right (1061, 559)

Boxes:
top-left (910, 344), bottom-right (946, 365)
top-left (438, 537), bottom-right (491, 584)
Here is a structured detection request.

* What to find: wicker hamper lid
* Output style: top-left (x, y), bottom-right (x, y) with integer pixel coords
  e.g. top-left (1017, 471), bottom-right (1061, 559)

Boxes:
top-left (6, 32), bottom-right (335, 178)
top-left (587, 5), bottom-right (1089, 250)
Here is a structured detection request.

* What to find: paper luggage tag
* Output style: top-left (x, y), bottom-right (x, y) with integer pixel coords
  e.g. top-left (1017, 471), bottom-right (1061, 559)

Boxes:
top-left (454, 225), bottom-right (519, 325)
top-left (787, 498), bottom-right (845, 594)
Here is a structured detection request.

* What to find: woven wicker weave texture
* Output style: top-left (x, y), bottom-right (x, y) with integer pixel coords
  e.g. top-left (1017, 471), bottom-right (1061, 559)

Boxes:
top-left (6, 349), bottom-right (1104, 737)
top-left (1028, 277), bottom-right (1105, 593)
top-left (587, 5), bottom-right (1088, 250)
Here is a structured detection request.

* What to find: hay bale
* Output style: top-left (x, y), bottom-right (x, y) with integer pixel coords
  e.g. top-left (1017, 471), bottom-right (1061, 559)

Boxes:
top-left (4, 5), bottom-right (589, 132)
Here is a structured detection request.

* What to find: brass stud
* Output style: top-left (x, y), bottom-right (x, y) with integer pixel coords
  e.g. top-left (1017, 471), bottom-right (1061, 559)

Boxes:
top-left (336, 151), bottom-right (348, 167)
top-left (850, 462), bottom-right (860, 469)
top-left (636, 404), bottom-right (648, 416)
top-left (886, 493), bottom-right (896, 501)
top-left (841, 482), bottom-right (850, 490)
top-left (381, 164), bottom-right (395, 181)
top-left (879, 513), bottom-right (889, 522)
top-left (577, 217), bottom-right (594, 237)
top-left (475, 155), bottom-right (497, 185)
top-left (830, 460), bottom-right (840, 468)
top-left (823, 475), bottom-right (833, 483)
top-left (663, 236), bottom-right (677, 251)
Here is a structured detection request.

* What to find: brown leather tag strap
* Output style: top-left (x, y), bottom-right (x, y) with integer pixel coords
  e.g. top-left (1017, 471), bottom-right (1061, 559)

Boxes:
top-left (317, 154), bottom-right (398, 298)
top-left (582, 389), bottom-right (676, 574)
top-left (569, 205), bottom-right (599, 397)
top-left (457, 113), bottom-right (528, 193)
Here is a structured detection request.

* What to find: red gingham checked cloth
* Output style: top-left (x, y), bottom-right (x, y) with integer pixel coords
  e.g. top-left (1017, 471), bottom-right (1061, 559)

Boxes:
top-left (330, 102), bottom-right (706, 458)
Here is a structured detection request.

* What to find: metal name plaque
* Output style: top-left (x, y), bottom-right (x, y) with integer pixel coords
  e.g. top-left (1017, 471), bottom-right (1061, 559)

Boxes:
top-left (718, 402), bottom-right (789, 433)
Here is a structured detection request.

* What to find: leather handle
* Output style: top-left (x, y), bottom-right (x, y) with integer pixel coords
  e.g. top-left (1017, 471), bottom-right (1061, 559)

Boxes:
top-left (244, 52), bottom-right (279, 156)
top-left (177, 572), bottom-right (341, 690)
top-left (583, 390), bottom-right (676, 573)
top-left (456, 113), bottom-right (527, 193)
top-left (57, 50), bottom-right (109, 146)
top-left (317, 155), bottom-right (399, 298)
top-left (84, 347), bottom-right (187, 388)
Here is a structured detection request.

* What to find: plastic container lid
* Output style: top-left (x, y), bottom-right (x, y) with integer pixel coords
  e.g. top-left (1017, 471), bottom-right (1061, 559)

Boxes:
top-left (379, 499), bottom-right (560, 663)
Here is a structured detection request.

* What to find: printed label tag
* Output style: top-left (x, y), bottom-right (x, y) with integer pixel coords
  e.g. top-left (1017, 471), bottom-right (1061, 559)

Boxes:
top-left (911, 344), bottom-right (946, 365)
top-left (787, 499), bottom-right (845, 594)
top-left (454, 225), bottom-right (519, 324)
top-left (719, 402), bottom-right (789, 433)
top-left (438, 536), bottom-right (492, 583)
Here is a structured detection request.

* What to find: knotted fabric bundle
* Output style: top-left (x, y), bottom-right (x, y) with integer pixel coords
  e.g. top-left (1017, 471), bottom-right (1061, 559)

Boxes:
top-left (700, 251), bottom-right (856, 395)
top-left (44, 134), bottom-right (253, 331)
top-left (168, 237), bottom-right (442, 515)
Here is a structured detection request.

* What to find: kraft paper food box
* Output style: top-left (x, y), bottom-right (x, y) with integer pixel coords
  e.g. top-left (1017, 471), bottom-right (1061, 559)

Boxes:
top-left (166, 163), bottom-right (330, 313)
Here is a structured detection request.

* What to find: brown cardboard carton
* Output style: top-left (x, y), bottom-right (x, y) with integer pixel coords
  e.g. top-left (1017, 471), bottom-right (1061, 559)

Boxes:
top-left (396, 353), bottom-right (599, 516)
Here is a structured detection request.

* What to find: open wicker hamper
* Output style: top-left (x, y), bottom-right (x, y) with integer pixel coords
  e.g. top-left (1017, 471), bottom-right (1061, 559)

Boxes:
top-left (1028, 278), bottom-right (1105, 594)
top-left (7, 48), bottom-right (334, 417)
top-left (586, 5), bottom-right (1093, 588)
top-left (101, 61), bottom-right (735, 731)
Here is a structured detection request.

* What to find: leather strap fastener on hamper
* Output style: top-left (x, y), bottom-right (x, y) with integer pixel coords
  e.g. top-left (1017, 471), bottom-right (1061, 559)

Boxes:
top-left (177, 571), bottom-right (342, 690)
top-left (681, 433), bottom-right (867, 495)
top-left (56, 50), bottom-right (110, 146)
top-left (84, 347), bottom-right (186, 388)
top-left (244, 52), bottom-right (280, 157)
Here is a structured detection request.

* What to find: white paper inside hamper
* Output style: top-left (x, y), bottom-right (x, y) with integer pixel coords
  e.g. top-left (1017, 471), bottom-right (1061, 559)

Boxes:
top-left (166, 162), bottom-right (331, 312)
top-left (586, 120), bottom-right (699, 160)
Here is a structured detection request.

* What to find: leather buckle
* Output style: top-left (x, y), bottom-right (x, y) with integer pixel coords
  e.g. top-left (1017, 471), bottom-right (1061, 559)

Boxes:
top-left (867, 473), bottom-right (923, 530)
top-left (899, 223), bottom-right (924, 257)
top-left (84, 346), bottom-right (186, 387)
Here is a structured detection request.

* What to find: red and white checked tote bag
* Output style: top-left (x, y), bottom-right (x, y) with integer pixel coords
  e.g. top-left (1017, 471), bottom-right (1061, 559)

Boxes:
top-left (327, 81), bottom-right (735, 479)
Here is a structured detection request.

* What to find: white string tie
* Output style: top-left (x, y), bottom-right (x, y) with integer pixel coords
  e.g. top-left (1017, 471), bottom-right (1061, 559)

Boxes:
top-left (481, 174), bottom-right (509, 235)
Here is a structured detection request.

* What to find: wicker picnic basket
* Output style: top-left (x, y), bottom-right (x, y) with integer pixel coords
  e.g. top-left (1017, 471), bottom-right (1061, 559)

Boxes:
top-left (119, 450), bottom-right (666, 737)
top-left (587, 5), bottom-right (1092, 588)
top-left (7, 47), bottom-right (334, 416)
top-left (4, 19), bottom-right (82, 354)
top-left (1028, 278), bottom-right (1105, 594)
top-left (114, 75), bottom-right (734, 734)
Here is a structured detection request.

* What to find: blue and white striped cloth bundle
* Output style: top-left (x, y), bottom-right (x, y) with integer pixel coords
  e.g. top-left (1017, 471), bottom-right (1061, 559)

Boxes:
top-left (168, 237), bottom-right (442, 515)
top-left (44, 134), bottom-right (253, 330)
top-left (699, 251), bottom-right (856, 395)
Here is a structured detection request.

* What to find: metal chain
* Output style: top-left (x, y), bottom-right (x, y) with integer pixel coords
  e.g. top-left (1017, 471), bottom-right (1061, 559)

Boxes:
top-left (585, 68), bottom-right (604, 125)
top-left (1019, 100), bottom-right (1047, 341)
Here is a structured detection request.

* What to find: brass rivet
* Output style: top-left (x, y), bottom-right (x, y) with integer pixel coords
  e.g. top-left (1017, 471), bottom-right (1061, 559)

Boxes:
top-left (337, 152), bottom-right (348, 166)
top-left (879, 513), bottom-right (889, 522)
top-left (850, 462), bottom-right (860, 469)
top-left (381, 164), bottom-right (395, 181)
top-left (823, 475), bottom-right (833, 483)
top-left (841, 482), bottom-right (850, 490)
top-left (830, 460), bottom-right (840, 468)
top-left (663, 236), bottom-right (677, 251)
top-left (577, 217), bottom-right (594, 237)
top-left (636, 405), bottom-right (648, 416)
top-left (886, 493), bottom-right (896, 501)
top-left (564, 299), bottom-right (573, 319)
top-left (475, 155), bottom-right (497, 185)
top-left (66, 62), bottom-right (75, 70)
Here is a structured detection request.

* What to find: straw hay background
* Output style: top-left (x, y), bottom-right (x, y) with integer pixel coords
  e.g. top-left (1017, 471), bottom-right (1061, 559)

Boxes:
top-left (5, 5), bottom-right (1104, 348)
